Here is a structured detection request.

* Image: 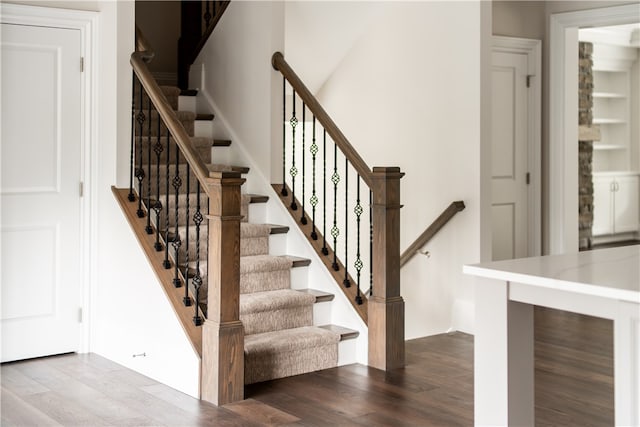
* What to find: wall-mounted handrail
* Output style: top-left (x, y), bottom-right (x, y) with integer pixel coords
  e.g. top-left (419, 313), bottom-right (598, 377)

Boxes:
top-left (400, 201), bottom-right (465, 267)
top-left (272, 52), bottom-right (373, 188)
top-left (132, 27), bottom-right (212, 194)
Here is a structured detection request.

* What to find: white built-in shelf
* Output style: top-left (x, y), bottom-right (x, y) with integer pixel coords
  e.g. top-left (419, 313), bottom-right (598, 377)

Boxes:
top-left (593, 92), bottom-right (627, 99)
top-left (593, 143), bottom-right (627, 150)
top-left (593, 118), bottom-right (626, 124)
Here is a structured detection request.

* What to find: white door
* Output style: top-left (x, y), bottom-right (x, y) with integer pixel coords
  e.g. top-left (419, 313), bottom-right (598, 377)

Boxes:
top-left (491, 50), bottom-right (529, 261)
top-left (1, 23), bottom-right (82, 362)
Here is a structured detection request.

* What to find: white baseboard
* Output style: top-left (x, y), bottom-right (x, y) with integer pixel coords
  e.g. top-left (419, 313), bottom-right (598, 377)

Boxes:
top-left (451, 298), bottom-right (475, 335)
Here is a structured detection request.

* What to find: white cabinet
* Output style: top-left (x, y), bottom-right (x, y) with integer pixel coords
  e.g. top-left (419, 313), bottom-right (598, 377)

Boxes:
top-left (593, 174), bottom-right (640, 236)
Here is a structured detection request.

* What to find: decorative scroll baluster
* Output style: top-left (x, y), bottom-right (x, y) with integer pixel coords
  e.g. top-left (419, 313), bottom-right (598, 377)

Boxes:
top-left (192, 182), bottom-right (204, 326)
top-left (145, 93), bottom-right (153, 234)
top-left (300, 103), bottom-right (307, 224)
top-left (135, 81), bottom-right (146, 218)
top-left (369, 189), bottom-right (373, 297)
top-left (172, 145), bottom-right (183, 288)
top-left (343, 159), bottom-right (350, 287)
top-left (331, 143), bottom-right (340, 271)
top-left (290, 90), bottom-right (298, 210)
top-left (354, 176), bottom-right (363, 304)
top-left (163, 131), bottom-right (172, 269)
top-left (128, 74), bottom-right (136, 202)
top-left (281, 76), bottom-right (287, 196)
top-left (322, 129), bottom-right (328, 255)
top-left (153, 119), bottom-right (164, 250)
top-left (310, 116), bottom-right (318, 240)
top-left (183, 163), bottom-right (191, 306)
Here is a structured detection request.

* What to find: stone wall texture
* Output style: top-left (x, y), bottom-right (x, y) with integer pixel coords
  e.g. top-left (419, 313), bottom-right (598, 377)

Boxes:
top-left (578, 42), bottom-right (594, 250)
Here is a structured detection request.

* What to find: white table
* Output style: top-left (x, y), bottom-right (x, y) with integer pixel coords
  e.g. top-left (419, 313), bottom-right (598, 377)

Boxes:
top-left (464, 245), bottom-right (640, 426)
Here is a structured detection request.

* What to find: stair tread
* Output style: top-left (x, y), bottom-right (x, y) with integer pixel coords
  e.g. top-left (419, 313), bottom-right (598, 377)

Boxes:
top-left (267, 224), bottom-right (289, 234)
top-left (207, 164), bottom-right (249, 174)
top-left (195, 113), bottom-right (215, 121)
top-left (297, 288), bottom-right (334, 303)
top-left (284, 255), bottom-right (311, 268)
top-left (180, 89), bottom-right (198, 96)
top-left (318, 325), bottom-right (360, 341)
top-left (244, 326), bottom-right (340, 352)
top-left (212, 139), bottom-right (232, 147)
top-left (138, 135), bottom-right (215, 149)
top-left (160, 86), bottom-right (181, 97)
top-left (247, 194), bottom-right (269, 204)
top-left (240, 289), bottom-right (316, 314)
top-left (134, 109), bottom-right (196, 121)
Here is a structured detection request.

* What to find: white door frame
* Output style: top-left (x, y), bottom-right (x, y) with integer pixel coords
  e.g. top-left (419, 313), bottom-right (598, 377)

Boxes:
top-left (549, 3), bottom-right (640, 255)
top-left (492, 36), bottom-right (542, 257)
top-left (1, 3), bottom-right (97, 353)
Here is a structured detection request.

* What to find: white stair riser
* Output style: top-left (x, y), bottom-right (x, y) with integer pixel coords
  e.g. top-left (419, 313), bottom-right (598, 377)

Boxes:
top-left (178, 95), bottom-right (197, 113)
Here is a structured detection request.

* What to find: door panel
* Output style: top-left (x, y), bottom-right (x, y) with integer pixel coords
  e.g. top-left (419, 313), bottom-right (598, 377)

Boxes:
top-left (491, 50), bottom-right (529, 261)
top-left (614, 176), bottom-right (639, 234)
top-left (1, 23), bottom-right (82, 362)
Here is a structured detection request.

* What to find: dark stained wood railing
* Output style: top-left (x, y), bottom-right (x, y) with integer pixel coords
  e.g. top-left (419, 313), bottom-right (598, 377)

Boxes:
top-left (400, 201), bottom-right (466, 267)
top-left (272, 52), bottom-right (405, 371)
top-left (124, 26), bottom-right (244, 406)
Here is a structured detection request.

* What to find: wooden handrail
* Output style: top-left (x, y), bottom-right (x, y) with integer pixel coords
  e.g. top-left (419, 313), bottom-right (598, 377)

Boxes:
top-left (400, 201), bottom-right (465, 267)
top-left (272, 52), bottom-right (373, 188)
top-left (131, 27), bottom-right (213, 194)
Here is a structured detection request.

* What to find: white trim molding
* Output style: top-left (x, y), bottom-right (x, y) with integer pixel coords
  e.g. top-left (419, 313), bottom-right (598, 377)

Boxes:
top-left (549, 3), bottom-right (640, 255)
top-left (1, 3), bottom-right (98, 354)
top-left (492, 36), bottom-right (542, 258)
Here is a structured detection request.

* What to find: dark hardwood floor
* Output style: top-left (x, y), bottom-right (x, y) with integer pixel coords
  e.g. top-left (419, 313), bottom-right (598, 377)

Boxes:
top-left (1, 308), bottom-right (613, 426)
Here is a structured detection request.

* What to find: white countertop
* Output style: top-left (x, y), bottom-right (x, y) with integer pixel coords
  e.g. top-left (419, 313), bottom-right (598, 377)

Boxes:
top-left (464, 245), bottom-right (640, 304)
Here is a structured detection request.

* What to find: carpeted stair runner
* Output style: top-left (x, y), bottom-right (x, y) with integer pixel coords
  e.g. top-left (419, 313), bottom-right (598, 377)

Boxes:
top-left (138, 85), bottom-right (343, 385)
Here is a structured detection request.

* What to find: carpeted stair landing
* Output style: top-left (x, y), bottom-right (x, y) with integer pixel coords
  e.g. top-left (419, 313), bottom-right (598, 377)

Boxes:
top-left (136, 85), bottom-right (356, 385)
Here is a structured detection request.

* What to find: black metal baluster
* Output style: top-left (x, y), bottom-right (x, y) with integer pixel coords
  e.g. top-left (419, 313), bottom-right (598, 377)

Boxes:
top-left (163, 130), bottom-right (172, 269)
top-left (343, 158), bottom-right (350, 287)
top-left (369, 189), bottom-right (373, 297)
top-left (135, 82), bottom-right (146, 218)
top-left (300, 103), bottom-right (307, 224)
top-left (145, 93), bottom-right (153, 234)
top-left (183, 164), bottom-right (191, 306)
top-left (192, 182), bottom-right (204, 326)
top-left (172, 145), bottom-right (183, 288)
top-left (128, 74), bottom-right (136, 202)
top-left (310, 116), bottom-right (318, 240)
top-left (354, 176), bottom-right (363, 305)
top-left (153, 120), bottom-right (164, 251)
top-left (322, 129), bottom-right (328, 255)
top-left (290, 90), bottom-right (298, 210)
top-left (331, 142), bottom-right (340, 271)
top-left (281, 76), bottom-right (287, 196)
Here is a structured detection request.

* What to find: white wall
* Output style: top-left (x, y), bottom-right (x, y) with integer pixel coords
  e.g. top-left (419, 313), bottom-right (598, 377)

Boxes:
top-left (5, 0), bottom-right (201, 397)
top-left (310, 2), bottom-right (487, 338)
top-left (631, 55), bottom-right (640, 172)
top-left (192, 1), bottom-right (284, 182)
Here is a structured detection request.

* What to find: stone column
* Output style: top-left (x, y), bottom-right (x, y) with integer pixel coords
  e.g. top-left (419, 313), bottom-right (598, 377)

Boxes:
top-left (578, 42), bottom-right (599, 251)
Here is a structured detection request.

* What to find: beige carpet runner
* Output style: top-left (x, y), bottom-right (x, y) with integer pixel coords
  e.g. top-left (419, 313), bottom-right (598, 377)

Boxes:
top-left (137, 86), bottom-right (340, 384)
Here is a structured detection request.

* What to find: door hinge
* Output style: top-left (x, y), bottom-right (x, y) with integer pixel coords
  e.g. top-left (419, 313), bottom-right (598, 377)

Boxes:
top-left (526, 75), bottom-right (532, 88)
top-left (78, 308), bottom-right (83, 323)
top-left (80, 57), bottom-right (84, 72)
top-left (526, 172), bottom-right (531, 185)
top-left (79, 181), bottom-right (84, 197)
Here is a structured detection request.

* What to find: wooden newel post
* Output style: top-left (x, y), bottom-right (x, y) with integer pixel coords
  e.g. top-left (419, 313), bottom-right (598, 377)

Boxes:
top-left (201, 171), bottom-right (245, 405)
top-left (369, 166), bottom-right (405, 371)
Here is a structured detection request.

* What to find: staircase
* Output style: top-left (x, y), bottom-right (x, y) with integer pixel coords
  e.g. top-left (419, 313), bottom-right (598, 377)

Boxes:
top-left (127, 84), bottom-right (359, 386)
top-left (116, 16), bottom-right (405, 406)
